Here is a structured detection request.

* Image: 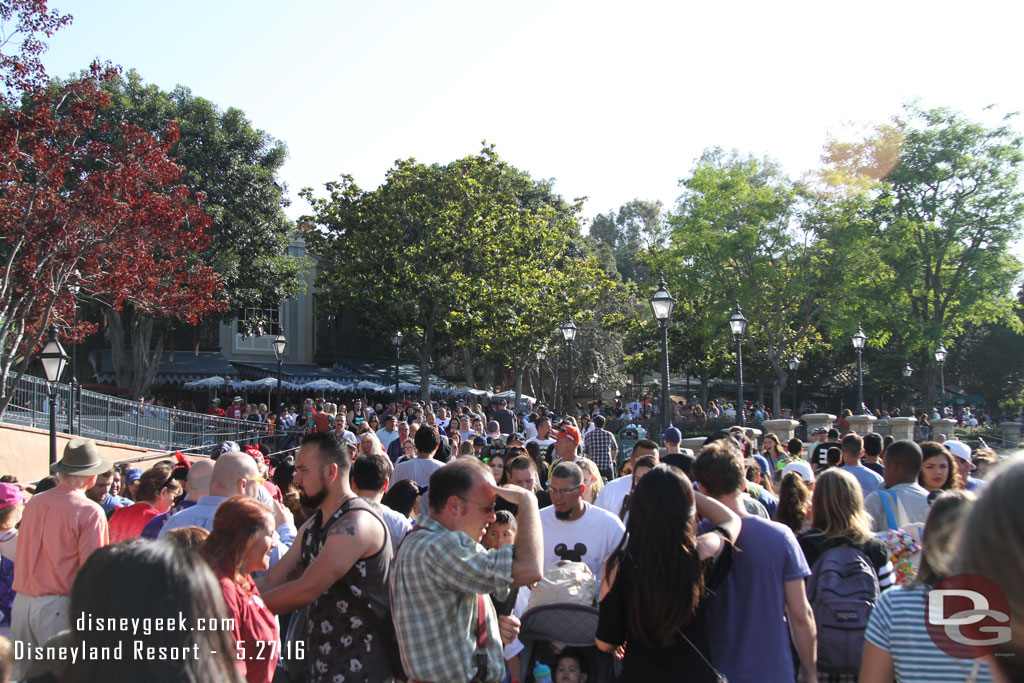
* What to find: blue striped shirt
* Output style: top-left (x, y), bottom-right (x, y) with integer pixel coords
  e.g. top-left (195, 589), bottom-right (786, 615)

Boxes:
top-left (864, 585), bottom-right (993, 681)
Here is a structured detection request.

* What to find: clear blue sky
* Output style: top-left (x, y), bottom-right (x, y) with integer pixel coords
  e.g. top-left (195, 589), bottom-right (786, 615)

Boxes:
top-left (40, 0), bottom-right (1024, 225)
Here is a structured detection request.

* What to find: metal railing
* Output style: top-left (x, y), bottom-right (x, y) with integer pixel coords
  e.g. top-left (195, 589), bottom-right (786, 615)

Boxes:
top-left (2, 374), bottom-right (283, 453)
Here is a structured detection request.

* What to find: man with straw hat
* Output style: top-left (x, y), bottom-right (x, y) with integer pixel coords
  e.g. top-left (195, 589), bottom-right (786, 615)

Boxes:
top-left (11, 438), bottom-right (110, 677)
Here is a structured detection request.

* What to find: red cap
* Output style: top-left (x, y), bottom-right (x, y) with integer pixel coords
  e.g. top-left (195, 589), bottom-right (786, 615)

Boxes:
top-left (554, 424), bottom-right (581, 446)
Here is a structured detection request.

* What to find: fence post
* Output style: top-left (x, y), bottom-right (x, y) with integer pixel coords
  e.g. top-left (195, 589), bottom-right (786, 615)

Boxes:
top-left (135, 408), bottom-right (141, 447)
top-left (31, 380), bottom-right (38, 428)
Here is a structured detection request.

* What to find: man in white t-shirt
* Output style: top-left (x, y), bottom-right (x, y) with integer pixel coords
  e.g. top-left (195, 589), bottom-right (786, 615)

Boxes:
top-left (540, 461), bottom-right (625, 598)
top-left (391, 425), bottom-right (443, 487)
top-left (594, 438), bottom-right (660, 516)
top-left (525, 416), bottom-right (556, 451)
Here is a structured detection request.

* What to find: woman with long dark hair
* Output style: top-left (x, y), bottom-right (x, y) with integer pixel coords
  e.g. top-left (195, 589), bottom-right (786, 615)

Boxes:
top-left (200, 497), bottom-right (279, 683)
top-left (25, 540), bottom-right (243, 683)
top-left (595, 465), bottom-right (740, 682)
top-left (918, 441), bottom-right (964, 492)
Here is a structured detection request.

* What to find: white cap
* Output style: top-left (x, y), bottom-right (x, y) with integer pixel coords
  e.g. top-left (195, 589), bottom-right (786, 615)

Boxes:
top-left (782, 459), bottom-right (815, 483)
top-left (943, 440), bottom-right (976, 471)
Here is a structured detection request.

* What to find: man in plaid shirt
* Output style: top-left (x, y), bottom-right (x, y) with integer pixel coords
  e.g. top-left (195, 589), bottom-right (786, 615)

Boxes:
top-left (391, 458), bottom-right (543, 682)
top-left (583, 414), bottom-right (618, 480)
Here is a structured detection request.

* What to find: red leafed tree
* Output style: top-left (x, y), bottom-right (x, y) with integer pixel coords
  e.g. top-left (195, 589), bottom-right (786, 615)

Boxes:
top-left (0, 3), bottom-right (226, 415)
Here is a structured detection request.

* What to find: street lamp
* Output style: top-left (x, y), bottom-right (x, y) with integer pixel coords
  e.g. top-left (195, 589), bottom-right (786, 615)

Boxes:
top-left (272, 333), bottom-right (287, 414)
top-left (788, 357), bottom-right (800, 418)
top-left (934, 343), bottom-right (947, 414)
top-left (391, 331), bottom-right (403, 398)
top-left (560, 319), bottom-right (578, 413)
top-left (728, 303), bottom-right (747, 427)
top-left (535, 348), bottom-right (547, 403)
top-left (38, 324), bottom-right (69, 465)
top-left (68, 274), bottom-right (80, 435)
top-left (590, 373), bottom-right (599, 408)
top-left (902, 363), bottom-right (913, 378)
top-left (650, 276), bottom-right (675, 429)
top-left (852, 323), bottom-right (868, 414)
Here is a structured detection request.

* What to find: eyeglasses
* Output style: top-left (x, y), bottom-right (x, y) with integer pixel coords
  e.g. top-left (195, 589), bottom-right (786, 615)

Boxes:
top-left (549, 486), bottom-right (581, 497)
top-left (457, 496), bottom-right (496, 514)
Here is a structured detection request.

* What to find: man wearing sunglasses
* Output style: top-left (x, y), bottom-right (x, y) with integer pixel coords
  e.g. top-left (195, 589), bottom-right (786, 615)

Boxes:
top-left (392, 457), bottom-right (543, 683)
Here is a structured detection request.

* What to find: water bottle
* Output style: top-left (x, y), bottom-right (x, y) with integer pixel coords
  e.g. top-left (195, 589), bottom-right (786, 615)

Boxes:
top-left (533, 662), bottom-right (552, 683)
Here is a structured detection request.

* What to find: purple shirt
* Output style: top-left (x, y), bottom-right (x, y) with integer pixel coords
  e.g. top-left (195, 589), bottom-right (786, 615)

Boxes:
top-left (702, 516), bottom-right (811, 683)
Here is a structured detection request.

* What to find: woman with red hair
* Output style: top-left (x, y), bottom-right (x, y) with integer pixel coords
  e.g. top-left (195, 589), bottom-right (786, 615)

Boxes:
top-left (201, 496), bottom-right (279, 683)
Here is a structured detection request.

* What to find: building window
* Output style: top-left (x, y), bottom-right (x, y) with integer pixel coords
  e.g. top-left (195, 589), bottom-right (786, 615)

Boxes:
top-left (236, 307), bottom-right (281, 337)
top-left (234, 307), bottom-right (282, 354)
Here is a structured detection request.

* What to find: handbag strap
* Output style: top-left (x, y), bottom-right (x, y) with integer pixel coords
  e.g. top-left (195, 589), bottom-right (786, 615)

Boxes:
top-left (879, 489), bottom-right (899, 530)
top-left (677, 628), bottom-right (725, 682)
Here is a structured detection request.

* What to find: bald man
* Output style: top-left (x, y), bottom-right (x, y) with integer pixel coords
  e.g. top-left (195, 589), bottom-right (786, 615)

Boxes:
top-left (140, 459), bottom-right (214, 539)
top-left (157, 452), bottom-right (291, 539)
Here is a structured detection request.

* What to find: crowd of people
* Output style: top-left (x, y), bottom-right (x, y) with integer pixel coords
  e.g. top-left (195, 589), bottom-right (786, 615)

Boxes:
top-left (0, 394), bottom-right (1021, 683)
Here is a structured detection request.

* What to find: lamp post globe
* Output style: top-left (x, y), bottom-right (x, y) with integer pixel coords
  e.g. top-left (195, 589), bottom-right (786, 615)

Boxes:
top-left (38, 324), bottom-right (69, 465)
top-left (560, 319), bottom-right (577, 413)
top-left (788, 357), bottom-right (800, 418)
top-left (934, 343), bottom-right (947, 412)
top-left (728, 303), bottom-right (747, 427)
top-left (391, 331), bottom-right (403, 398)
top-left (272, 333), bottom-right (287, 420)
top-left (649, 277), bottom-right (674, 431)
top-left (852, 323), bottom-right (868, 414)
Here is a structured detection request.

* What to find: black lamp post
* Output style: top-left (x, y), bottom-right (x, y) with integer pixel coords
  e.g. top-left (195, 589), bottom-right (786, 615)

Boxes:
top-left (788, 357), bottom-right (800, 418)
top-left (68, 275), bottom-right (80, 435)
top-left (728, 303), bottom-right (747, 427)
top-left (560, 319), bottom-right (577, 414)
top-left (272, 333), bottom-right (287, 413)
top-left (650, 277), bottom-right (675, 429)
top-left (38, 324), bottom-right (69, 465)
top-left (852, 323), bottom-right (868, 414)
top-left (902, 362), bottom-right (913, 414)
top-left (934, 343), bottom-right (947, 414)
top-left (391, 331), bottom-right (403, 398)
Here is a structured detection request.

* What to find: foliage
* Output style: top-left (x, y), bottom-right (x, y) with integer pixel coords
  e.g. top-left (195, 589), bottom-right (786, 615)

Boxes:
top-left (0, 0), bottom-right (70, 102)
top-left (822, 105), bottom-right (1024, 408)
top-left (660, 149), bottom-right (870, 413)
top-left (303, 145), bottom-right (613, 401)
top-left (0, 64), bottom-right (224, 413)
top-left (588, 199), bottom-right (665, 283)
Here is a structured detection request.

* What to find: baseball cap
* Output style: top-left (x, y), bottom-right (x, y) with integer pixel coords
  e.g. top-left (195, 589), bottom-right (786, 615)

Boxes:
top-left (125, 468), bottom-right (143, 484)
top-left (473, 435), bottom-right (487, 447)
top-left (782, 460), bottom-right (815, 483)
top-left (811, 427), bottom-right (826, 435)
top-left (943, 440), bottom-right (976, 470)
top-left (219, 441), bottom-right (241, 454)
top-left (212, 398), bottom-right (221, 404)
top-left (507, 433), bottom-right (525, 444)
top-left (0, 483), bottom-right (27, 510)
top-left (553, 424), bottom-right (580, 446)
top-left (661, 427), bottom-right (682, 443)
top-left (233, 396), bottom-right (243, 402)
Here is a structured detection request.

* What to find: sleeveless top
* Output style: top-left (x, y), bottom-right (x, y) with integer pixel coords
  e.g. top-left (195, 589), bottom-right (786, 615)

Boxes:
top-left (300, 497), bottom-right (394, 682)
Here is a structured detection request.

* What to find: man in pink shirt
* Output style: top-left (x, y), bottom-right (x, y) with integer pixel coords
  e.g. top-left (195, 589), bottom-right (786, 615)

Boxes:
top-left (12, 438), bottom-right (109, 677)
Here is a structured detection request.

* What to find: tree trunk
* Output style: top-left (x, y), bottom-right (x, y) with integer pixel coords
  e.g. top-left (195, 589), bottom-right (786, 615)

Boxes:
top-left (699, 371), bottom-right (709, 407)
top-left (462, 347), bottom-right (476, 388)
top-left (106, 309), bottom-right (132, 389)
top-left (482, 360), bottom-right (496, 393)
top-left (514, 361), bottom-right (525, 411)
top-left (130, 317), bottom-right (165, 398)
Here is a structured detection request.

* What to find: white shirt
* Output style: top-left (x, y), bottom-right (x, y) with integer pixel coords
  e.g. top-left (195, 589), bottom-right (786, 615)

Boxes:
top-left (539, 502), bottom-right (625, 599)
top-left (594, 475), bottom-right (632, 518)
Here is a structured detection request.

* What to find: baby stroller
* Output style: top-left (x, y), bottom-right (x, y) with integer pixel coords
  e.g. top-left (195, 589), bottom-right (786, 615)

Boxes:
top-left (517, 603), bottom-right (620, 683)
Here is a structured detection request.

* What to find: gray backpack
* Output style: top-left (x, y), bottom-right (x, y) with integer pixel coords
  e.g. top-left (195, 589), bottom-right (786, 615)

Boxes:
top-left (805, 544), bottom-right (880, 674)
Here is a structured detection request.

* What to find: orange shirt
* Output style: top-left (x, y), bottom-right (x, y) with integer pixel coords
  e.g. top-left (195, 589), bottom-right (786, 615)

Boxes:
top-left (107, 502), bottom-right (160, 544)
top-left (12, 484), bottom-right (108, 597)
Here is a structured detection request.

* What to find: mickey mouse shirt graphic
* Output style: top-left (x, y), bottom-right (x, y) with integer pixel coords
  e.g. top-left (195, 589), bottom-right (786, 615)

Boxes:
top-left (540, 502), bottom-right (626, 600)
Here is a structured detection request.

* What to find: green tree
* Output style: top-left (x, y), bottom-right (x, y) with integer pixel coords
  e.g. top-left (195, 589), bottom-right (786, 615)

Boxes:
top-left (823, 105), bottom-right (1024, 409)
top-left (588, 199), bottom-right (665, 283)
top-left (662, 149), bottom-right (871, 414)
top-left (303, 145), bottom-right (605, 402)
top-left (89, 70), bottom-right (305, 395)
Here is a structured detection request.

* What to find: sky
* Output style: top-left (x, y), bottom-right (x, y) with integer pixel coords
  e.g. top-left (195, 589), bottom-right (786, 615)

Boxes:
top-left (39, 0), bottom-right (1024, 226)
